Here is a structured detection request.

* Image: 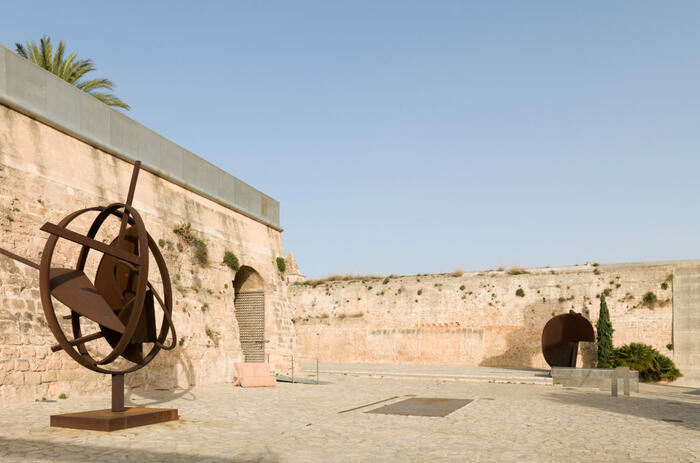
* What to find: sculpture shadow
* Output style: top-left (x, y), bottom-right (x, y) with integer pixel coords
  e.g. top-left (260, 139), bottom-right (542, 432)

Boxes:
top-left (0, 437), bottom-right (278, 463)
top-left (125, 348), bottom-right (197, 407)
top-left (480, 302), bottom-right (596, 369)
top-left (546, 389), bottom-right (700, 432)
top-left (479, 324), bottom-right (543, 368)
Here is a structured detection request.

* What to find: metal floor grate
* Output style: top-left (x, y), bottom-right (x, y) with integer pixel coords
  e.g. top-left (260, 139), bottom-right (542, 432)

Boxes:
top-left (366, 398), bottom-right (472, 417)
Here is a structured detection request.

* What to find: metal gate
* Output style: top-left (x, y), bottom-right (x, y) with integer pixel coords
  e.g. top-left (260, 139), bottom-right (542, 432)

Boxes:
top-left (234, 291), bottom-right (265, 362)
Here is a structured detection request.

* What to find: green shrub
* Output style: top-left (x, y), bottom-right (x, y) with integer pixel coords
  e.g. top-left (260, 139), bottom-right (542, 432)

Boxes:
top-left (642, 291), bottom-right (658, 308)
top-left (222, 251), bottom-right (240, 271)
top-left (596, 294), bottom-right (614, 368)
top-left (193, 239), bottom-right (208, 265)
top-left (158, 238), bottom-right (166, 248)
top-left (515, 288), bottom-right (525, 297)
top-left (276, 257), bottom-right (286, 272)
top-left (661, 282), bottom-right (669, 290)
top-left (611, 343), bottom-right (681, 382)
top-left (58, 393), bottom-right (67, 400)
top-left (382, 277), bottom-right (390, 284)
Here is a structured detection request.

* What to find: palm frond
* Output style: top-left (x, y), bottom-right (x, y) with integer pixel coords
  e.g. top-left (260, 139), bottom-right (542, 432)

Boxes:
top-left (14, 36), bottom-right (129, 110)
top-left (90, 93), bottom-right (130, 110)
top-left (66, 59), bottom-right (96, 83)
top-left (15, 43), bottom-right (28, 58)
top-left (52, 40), bottom-right (66, 76)
top-left (76, 78), bottom-right (115, 93)
top-left (40, 36), bottom-right (52, 69)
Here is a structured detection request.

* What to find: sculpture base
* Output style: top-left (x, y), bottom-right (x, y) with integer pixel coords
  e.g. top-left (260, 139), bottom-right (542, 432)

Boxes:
top-left (50, 407), bottom-right (178, 431)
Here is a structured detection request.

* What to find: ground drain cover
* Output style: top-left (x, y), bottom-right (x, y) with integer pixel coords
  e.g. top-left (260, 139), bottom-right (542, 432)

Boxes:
top-left (366, 398), bottom-right (471, 417)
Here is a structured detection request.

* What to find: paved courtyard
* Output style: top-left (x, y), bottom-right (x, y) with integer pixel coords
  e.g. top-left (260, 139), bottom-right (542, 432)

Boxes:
top-left (0, 373), bottom-right (697, 463)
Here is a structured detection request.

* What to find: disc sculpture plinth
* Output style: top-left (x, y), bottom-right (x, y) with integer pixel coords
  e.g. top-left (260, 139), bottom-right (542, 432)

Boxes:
top-left (0, 161), bottom-right (178, 431)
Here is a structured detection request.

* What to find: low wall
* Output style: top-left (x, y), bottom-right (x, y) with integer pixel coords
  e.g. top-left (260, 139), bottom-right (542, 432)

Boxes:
top-left (551, 367), bottom-right (639, 392)
top-left (289, 262), bottom-right (695, 381)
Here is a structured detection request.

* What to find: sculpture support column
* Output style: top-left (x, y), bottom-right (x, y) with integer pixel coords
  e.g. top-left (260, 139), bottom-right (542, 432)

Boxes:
top-left (112, 374), bottom-right (125, 412)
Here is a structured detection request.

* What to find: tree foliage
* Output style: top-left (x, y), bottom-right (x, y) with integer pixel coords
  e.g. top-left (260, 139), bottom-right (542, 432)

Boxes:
top-left (596, 293), bottom-right (614, 368)
top-left (15, 36), bottom-right (129, 109)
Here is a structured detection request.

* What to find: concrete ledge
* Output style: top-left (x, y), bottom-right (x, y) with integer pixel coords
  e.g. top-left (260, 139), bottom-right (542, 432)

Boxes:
top-left (551, 367), bottom-right (639, 392)
top-left (0, 45), bottom-right (280, 230)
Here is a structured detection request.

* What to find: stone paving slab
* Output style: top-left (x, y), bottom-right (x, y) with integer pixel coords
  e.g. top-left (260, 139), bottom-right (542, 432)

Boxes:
top-left (0, 374), bottom-right (698, 462)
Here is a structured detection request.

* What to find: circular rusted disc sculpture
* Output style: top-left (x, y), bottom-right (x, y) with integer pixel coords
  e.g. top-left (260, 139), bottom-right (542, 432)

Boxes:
top-left (541, 310), bottom-right (594, 368)
top-left (32, 161), bottom-right (176, 374)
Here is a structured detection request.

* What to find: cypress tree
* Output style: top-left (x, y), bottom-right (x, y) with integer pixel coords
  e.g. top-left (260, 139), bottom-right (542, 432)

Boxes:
top-left (596, 293), bottom-right (614, 368)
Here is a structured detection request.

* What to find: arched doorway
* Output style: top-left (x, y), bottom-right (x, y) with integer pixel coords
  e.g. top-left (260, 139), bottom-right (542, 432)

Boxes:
top-left (233, 266), bottom-right (266, 362)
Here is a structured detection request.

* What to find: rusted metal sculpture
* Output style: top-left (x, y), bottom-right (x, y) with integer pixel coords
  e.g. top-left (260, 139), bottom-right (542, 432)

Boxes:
top-left (0, 161), bottom-right (178, 431)
top-left (541, 310), bottom-right (594, 368)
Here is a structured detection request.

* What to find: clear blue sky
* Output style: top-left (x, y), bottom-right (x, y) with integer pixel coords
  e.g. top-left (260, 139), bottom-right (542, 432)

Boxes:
top-left (3, 2), bottom-right (699, 278)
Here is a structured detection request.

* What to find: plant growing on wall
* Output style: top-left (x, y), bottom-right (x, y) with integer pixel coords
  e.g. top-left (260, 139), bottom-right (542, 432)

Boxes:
top-left (596, 293), bottom-right (614, 368)
top-left (173, 222), bottom-right (208, 266)
top-left (642, 291), bottom-right (658, 308)
top-left (223, 251), bottom-right (240, 271)
top-left (276, 257), bottom-right (286, 272)
top-left (15, 36), bottom-right (130, 109)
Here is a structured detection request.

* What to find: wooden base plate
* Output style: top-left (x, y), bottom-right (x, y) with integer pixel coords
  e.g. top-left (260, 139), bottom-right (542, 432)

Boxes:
top-left (50, 407), bottom-right (178, 431)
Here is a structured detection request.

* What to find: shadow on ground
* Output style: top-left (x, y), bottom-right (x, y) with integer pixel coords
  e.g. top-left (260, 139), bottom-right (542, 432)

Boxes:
top-left (125, 348), bottom-right (197, 406)
top-left (546, 388), bottom-right (700, 432)
top-left (0, 437), bottom-right (278, 463)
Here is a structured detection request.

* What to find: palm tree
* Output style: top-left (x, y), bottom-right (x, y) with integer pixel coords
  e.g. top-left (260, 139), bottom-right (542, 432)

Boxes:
top-left (15, 36), bottom-right (129, 110)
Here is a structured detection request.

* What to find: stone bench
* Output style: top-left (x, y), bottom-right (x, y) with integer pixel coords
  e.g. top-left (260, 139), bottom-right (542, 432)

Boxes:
top-left (551, 367), bottom-right (639, 393)
top-left (233, 362), bottom-right (277, 388)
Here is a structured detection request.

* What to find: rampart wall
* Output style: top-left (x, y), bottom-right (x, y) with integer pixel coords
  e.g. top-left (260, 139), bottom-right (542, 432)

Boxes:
top-left (289, 261), bottom-right (699, 385)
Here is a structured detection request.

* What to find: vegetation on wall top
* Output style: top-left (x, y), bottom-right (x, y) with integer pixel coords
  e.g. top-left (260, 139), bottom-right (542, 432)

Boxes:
top-left (276, 257), bottom-right (286, 272)
top-left (507, 267), bottom-right (530, 275)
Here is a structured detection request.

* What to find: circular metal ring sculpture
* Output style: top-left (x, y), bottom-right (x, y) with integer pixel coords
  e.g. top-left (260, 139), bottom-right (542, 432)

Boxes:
top-left (40, 202), bottom-right (176, 374)
top-left (0, 161), bottom-right (178, 430)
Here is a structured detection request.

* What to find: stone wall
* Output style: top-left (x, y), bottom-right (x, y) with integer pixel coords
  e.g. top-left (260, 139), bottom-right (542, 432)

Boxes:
top-left (672, 265), bottom-right (700, 385)
top-left (0, 104), bottom-right (295, 405)
top-left (289, 262), bottom-right (694, 379)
